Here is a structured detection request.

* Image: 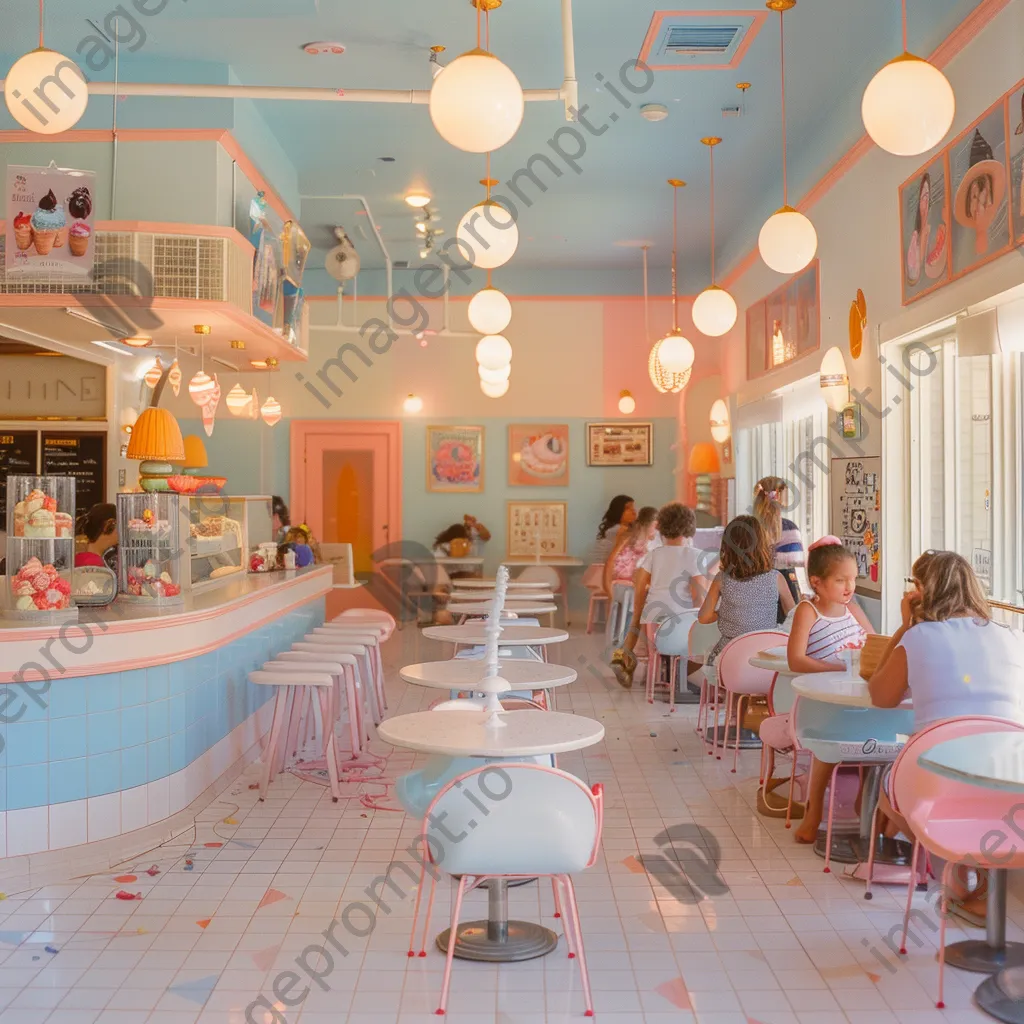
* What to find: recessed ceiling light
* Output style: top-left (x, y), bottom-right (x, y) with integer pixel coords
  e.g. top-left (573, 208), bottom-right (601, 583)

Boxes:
top-left (405, 192), bottom-right (431, 208)
top-left (302, 41), bottom-right (345, 55)
top-left (640, 103), bottom-right (668, 122)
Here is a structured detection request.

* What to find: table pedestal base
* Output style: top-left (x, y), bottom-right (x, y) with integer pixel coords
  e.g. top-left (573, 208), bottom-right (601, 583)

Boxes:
top-left (813, 827), bottom-right (860, 866)
top-left (707, 723), bottom-right (762, 750)
top-left (848, 834), bottom-right (913, 867)
top-left (435, 878), bottom-right (558, 963)
top-left (946, 869), bottom-right (1024, 974)
top-left (976, 967), bottom-right (1024, 1023)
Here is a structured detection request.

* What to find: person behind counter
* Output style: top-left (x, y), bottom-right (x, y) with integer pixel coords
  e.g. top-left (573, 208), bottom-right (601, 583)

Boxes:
top-left (75, 503), bottom-right (118, 571)
top-left (272, 496), bottom-right (290, 543)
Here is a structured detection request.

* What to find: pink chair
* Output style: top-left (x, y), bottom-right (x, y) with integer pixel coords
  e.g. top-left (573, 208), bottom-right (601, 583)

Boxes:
top-left (711, 631), bottom-right (788, 772)
top-left (757, 672), bottom-right (811, 822)
top-left (414, 763), bottom-right (604, 1017)
top-left (898, 717), bottom-right (1024, 1008)
top-left (581, 563), bottom-right (608, 634)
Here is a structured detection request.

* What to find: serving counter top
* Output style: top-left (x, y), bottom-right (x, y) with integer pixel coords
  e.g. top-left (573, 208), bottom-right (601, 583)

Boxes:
top-left (0, 565), bottom-right (333, 683)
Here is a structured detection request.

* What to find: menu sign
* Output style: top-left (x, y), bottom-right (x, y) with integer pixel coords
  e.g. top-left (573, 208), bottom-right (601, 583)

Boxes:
top-left (0, 432), bottom-right (38, 524)
top-left (41, 432), bottom-right (106, 515)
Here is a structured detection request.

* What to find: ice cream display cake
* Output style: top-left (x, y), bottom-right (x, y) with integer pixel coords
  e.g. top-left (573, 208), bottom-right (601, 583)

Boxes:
top-left (10, 557), bottom-right (72, 612)
top-left (12, 487), bottom-right (73, 538)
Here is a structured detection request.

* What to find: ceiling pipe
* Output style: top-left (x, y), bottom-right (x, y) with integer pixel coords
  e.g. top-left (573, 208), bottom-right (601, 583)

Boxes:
top-left (0, 0), bottom-right (578, 111)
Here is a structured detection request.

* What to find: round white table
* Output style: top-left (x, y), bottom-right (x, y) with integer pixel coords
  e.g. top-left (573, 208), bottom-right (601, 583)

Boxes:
top-left (448, 591), bottom-right (554, 603)
top-left (452, 602), bottom-right (558, 618)
top-left (380, 708), bottom-right (603, 964)
top-left (792, 672), bottom-right (913, 871)
top-left (399, 659), bottom-right (577, 691)
top-left (452, 580), bottom-right (552, 591)
top-left (919, 733), bottom-right (1024, 1003)
top-left (379, 708), bottom-right (603, 757)
top-left (422, 624), bottom-right (568, 647)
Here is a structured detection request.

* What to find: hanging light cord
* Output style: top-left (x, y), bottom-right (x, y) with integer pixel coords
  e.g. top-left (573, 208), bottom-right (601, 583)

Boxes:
top-left (779, 11), bottom-right (788, 207)
top-left (902, 0), bottom-right (908, 52)
top-left (642, 246), bottom-right (650, 341)
top-left (671, 187), bottom-right (679, 331)
top-left (38, 0), bottom-right (44, 47)
top-left (709, 145), bottom-right (717, 286)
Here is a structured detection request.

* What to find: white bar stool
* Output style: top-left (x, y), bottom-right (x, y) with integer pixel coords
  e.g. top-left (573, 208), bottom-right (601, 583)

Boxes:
top-left (311, 626), bottom-right (387, 714)
top-left (248, 669), bottom-right (342, 802)
top-left (294, 638), bottom-right (382, 730)
top-left (273, 652), bottom-right (363, 757)
top-left (335, 608), bottom-right (396, 639)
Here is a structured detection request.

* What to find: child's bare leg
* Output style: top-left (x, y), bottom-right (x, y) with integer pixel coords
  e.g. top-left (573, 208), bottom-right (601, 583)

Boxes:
top-left (794, 758), bottom-right (837, 843)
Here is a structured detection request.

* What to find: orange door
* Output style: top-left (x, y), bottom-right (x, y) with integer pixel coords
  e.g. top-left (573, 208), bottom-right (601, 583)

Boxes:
top-left (290, 421), bottom-right (402, 573)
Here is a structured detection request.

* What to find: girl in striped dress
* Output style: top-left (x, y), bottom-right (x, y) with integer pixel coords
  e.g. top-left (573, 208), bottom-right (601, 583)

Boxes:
top-left (788, 542), bottom-right (872, 844)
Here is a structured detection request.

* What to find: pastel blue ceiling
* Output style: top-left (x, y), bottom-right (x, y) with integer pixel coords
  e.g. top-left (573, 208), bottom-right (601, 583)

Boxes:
top-left (0, 0), bottom-right (987, 294)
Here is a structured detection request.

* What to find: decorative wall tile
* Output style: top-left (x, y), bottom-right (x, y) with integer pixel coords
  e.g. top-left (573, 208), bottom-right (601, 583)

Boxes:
top-left (8, 764), bottom-right (47, 810)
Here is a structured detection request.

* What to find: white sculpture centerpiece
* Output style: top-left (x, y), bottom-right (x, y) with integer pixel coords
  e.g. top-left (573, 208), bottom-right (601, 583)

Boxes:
top-left (478, 564), bottom-right (513, 728)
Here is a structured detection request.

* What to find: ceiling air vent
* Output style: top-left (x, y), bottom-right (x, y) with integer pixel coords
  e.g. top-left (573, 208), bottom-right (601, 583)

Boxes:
top-left (641, 12), bottom-right (762, 70)
top-left (393, 260), bottom-right (411, 269)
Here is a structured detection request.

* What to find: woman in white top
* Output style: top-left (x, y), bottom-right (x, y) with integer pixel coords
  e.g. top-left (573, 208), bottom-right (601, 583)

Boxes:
top-left (611, 503), bottom-right (712, 688)
top-left (871, 550), bottom-right (1024, 922)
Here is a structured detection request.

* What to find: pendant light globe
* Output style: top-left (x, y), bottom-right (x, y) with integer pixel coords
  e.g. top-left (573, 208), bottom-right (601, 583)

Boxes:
top-left (475, 334), bottom-right (513, 370)
top-left (478, 363), bottom-right (511, 384)
top-left (468, 287), bottom-right (512, 334)
top-left (758, 206), bottom-right (818, 274)
top-left (5, 49), bottom-right (88, 133)
top-left (656, 330), bottom-right (695, 374)
top-left (429, 49), bottom-right (524, 153)
top-left (480, 378), bottom-right (510, 398)
top-left (648, 343), bottom-right (690, 394)
top-left (457, 200), bottom-right (518, 269)
top-left (692, 285), bottom-right (738, 338)
top-left (862, 53), bottom-right (954, 157)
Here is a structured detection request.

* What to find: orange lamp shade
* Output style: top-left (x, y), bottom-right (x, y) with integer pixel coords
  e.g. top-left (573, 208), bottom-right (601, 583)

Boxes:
top-left (126, 407), bottom-right (186, 462)
top-left (182, 434), bottom-right (209, 470)
top-left (688, 442), bottom-right (721, 475)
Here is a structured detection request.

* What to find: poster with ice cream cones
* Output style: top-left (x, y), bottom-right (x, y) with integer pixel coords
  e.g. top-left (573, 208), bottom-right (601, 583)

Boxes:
top-left (5, 163), bottom-right (95, 279)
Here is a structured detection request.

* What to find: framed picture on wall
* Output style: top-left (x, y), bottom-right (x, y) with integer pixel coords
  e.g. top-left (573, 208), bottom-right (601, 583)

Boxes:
top-left (426, 426), bottom-right (484, 493)
top-left (899, 152), bottom-right (951, 304)
top-left (586, 422), bottom-right (653, 466)
top-left (507, 501), bottom-right (567, 557)
top-left (1009, 78), bottom-right (1024, 244)
top-left (745, 261), bottom-right (820, 378)
top-left (949, 97), bottom-right (1012, 279)
top-left (508, 424), bottom-right (569, 486)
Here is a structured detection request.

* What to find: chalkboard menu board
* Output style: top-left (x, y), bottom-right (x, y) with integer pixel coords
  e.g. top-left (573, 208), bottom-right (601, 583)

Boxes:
top-left (0, 432), bottom-right (39, 524)
top-left (41, 432), bottom-right (106, 516)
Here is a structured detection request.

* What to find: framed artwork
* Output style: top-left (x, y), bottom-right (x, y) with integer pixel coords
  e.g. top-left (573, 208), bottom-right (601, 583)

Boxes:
top-left (507, 501), bottom-right (567, 558)
top-left (899, 153), bottom-right (951, 304)
top-left (426, 426), bottom-right (484, 493)
top-left (586, 422), bottom-right (653, 466)
top-left (508, 424), bottom-right (569, 486)
top-left (950, 98), bottom-right (1012, 279)
top-left (1009, 79), bottom-right (1024, 244)
top-left (745, 261), bottom-right (820, 380)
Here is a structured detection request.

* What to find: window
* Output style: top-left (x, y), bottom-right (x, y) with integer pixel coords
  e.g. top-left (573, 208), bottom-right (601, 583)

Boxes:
top-left (884, 334), bottom-right (1023, 625)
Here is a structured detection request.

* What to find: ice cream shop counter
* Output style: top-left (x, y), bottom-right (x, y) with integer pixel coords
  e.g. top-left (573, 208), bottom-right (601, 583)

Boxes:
top-left (0, 564), bottom-right (332, 886)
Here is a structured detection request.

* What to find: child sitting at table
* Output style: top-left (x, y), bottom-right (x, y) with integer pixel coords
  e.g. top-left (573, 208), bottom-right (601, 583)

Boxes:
top-left (698, 515), bottom-right (796, 667)
top-left (788, 540), bottom-right (871, 844)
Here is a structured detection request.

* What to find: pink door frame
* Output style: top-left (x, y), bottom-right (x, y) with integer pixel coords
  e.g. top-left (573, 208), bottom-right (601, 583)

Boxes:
top-left (289, 420), bottom-right (403, 558)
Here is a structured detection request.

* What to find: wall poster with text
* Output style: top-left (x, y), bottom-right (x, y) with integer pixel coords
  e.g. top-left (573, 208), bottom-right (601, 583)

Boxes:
top-left (5, 163), bottom-right (95, 279)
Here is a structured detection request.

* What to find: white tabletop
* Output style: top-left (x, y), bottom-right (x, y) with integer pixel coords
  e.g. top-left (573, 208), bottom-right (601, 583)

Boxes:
top-left (452, 580), bottom-right (552, 591)
top-left (503, 557), bottom-right (584, 567)
top-left (434, 556), bottom-right (486, 566)
top-left (399, 659), bottom-right (577, 690)
top-left (377, 708), bottom-right (604, 756)
top-left (454, 602), bottom-right (558, 616)
top-left (422, 625), bottom-right (569, 645)
top-left (749, 651), bottom-right (792, 674)
top-left (792, 671), bottom-right (912, 709)
top-left (919, 733), bottom-right (1024, 793)
top-left (448, 591), bottom-right (554, 603)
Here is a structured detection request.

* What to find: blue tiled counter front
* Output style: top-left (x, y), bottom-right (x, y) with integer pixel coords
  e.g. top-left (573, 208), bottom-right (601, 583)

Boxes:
top-left (0, 566), bottom-right (332, 858)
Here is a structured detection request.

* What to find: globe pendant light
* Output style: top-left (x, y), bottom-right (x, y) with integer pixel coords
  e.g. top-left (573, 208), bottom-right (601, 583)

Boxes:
top-left (642, 245), bottom-right (689, 395)
top-left (478, 362), bottom-right (511, 384)
top-left (651, 180), bottom-right (696, 375)
top-left (758, 1), bottom-right (818, 275)
top-left (618, 390), bottom-right (636, 415)
top-left (862, 0), bottom-right (954, 157)
top-left (458, 165), bottom-right (518, 269)
top-left (143, 357), bottom-right (164, 390)
top-left (480, 378), bottom-right (510, 398)
top-left (468, 281), bottom-right (512, 334)
top-left (475, 334), bottom-right (513, 370)
top-left (4, 1), bottom-right (88, 134)
top-left (692, 137), bottom-right (738, 338)
top-left (226, 383), bottom-right (250, 416)
top-left (429, 0), bottom-right (523, 153)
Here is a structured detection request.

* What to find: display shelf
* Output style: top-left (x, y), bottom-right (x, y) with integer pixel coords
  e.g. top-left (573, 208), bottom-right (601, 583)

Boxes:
top-left (117, 493), bottom-right (189, 607)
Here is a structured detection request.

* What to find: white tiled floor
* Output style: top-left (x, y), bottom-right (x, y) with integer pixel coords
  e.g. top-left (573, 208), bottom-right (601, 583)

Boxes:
top-left (0, 626), bottom-right (1011, 1023)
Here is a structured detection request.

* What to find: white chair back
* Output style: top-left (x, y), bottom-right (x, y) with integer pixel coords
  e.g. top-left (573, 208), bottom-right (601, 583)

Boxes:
top-left (515, 566), bottom-right (561, 591)
top-left (654, 610), bottom-right (699, 656)
top-left (687, 620), bottom-right (721, 661)
top-left (423, 763), bottom-right (601, 876)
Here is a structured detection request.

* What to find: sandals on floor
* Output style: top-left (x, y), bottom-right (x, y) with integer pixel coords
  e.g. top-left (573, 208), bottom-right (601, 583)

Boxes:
top-left (611, 647), bottom-right (637, 689)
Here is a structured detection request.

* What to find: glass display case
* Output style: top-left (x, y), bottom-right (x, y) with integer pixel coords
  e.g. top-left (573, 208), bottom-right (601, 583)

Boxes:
top-left (72, 564), bottom-right (118, 606)
top-left (235, 496), bottom-right (277, 573)
top-left (188, 495), bottom-right (247, 588)
top-left (5, 474), bottom-right (77, 621)
top-left (117, 493), bottom-right (189, 607)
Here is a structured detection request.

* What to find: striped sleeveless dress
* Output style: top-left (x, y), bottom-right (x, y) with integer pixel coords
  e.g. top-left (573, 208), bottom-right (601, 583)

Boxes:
top-left (802, 601), bottom-right (867, 660)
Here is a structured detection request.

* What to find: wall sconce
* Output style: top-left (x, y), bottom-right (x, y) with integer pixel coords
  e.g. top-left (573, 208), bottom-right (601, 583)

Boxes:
top-left (709, 399), bottom-right (731, 443)
top-left (618, 390), bottom-right (636, 415)
top-left (820, 346), bottom-right (850, 412)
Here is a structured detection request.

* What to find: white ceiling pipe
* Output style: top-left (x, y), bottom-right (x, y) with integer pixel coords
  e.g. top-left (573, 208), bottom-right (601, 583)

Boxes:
top-left (560, 0), bottom-right (579, 120)
top-left (0, 80), bottom-right (563, 104)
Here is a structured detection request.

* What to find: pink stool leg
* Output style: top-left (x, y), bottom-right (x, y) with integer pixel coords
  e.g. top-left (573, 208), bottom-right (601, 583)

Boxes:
top-left (899, 840), bottom-right (921, 954)
top-left (823, 763), bottom-right (843, 873)
top-left (408, 860), bottom-right (427, 957)
top-left (259, 689), bottom-right (290, 800)
top-left (437, 876), bottom-right (469, 1015)
top-left (732, 694), bottom-right (746, 773)
top-left (563, 876), bottom-right (594, 1017)
top-left (316, 689), bottom-right (342, 802)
